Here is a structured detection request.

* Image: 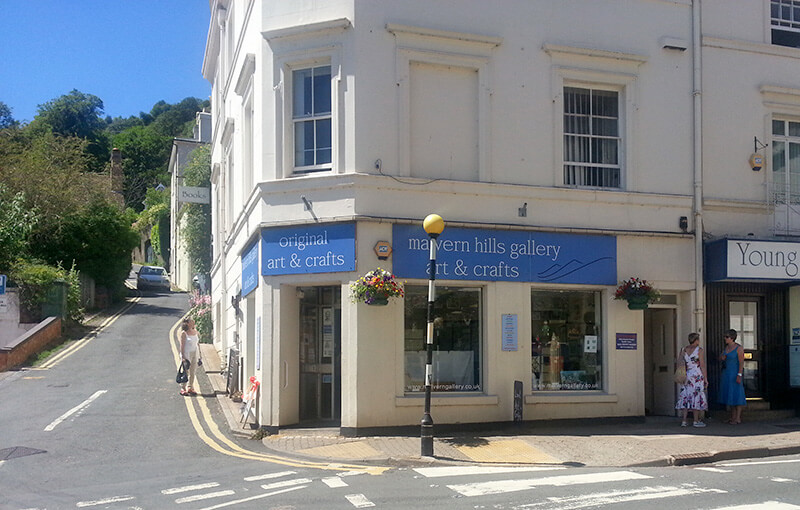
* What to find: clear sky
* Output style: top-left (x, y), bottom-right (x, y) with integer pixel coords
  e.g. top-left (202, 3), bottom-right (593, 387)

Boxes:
top-left (1, 1), bottom-right (212, 123)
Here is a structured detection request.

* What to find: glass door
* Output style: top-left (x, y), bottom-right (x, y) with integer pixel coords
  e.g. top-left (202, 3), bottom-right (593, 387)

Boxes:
top-left (298, 286), bottom-right (341, 423)
top-left (729, 299), bottom-right (762, 397)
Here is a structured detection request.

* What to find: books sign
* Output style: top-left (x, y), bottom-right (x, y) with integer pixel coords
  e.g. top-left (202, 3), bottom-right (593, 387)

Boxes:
top-left (178, 186), bottom-right (210, 204)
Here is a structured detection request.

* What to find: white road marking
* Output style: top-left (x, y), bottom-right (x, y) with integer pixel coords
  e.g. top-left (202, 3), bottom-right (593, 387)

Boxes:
top-left (175, 490), bottom-right (235, 504)
top-left (514, 484), bottom-right (725, 509)
top-left (345, 493), bottom-right (375, 508)
top-left (323, 477), bottom-right (349, 488)
top-left (243, 470), bottom-right (296, 481)
top-left (76, 495), bottom-right (135, 507)
top-left (162, 482), bottom-right (221, 494)
top-left (196, 486), bottom-right (306, 510)
top-left (414, 465), bottom-right (565, 478)
top-left (771, 477), bottom-right (795, 482)
top-left (44, 390), bottom-right (107, 431)
top-left (712, 503), bottom-right (800, 510)
top-left (261, 478), bottom-right (312, 490)
top-left (719, 459), bottom-right (800, 467)
top-left (695, 467), bottom-right (732, 473)
top-left (448, 470), bottom-right (652, 497)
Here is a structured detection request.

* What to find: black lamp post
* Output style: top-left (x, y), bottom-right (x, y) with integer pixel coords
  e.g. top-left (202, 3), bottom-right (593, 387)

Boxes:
top-left (421, 213), bottom-right (444, 457)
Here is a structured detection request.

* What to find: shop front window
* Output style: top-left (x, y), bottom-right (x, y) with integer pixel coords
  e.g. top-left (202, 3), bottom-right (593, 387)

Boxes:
top-left (404, 286), bottom-right (482, 393)
top-left (531, 290), bottom-right (602, 391)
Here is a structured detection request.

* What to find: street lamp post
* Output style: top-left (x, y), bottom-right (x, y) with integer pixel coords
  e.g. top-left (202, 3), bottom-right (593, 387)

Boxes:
top-left (421, 214), bottom-right (444, 457)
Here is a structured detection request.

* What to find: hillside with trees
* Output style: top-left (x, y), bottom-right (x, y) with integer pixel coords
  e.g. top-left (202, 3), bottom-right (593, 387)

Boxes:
top-left (0, 92), bottom-right (209, 320)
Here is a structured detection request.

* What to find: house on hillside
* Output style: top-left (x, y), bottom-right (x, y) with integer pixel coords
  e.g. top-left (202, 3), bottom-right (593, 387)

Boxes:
top-left (169, 111), bottom-right (212, 291)
top-left (201, 0), bottom-right (800, 435)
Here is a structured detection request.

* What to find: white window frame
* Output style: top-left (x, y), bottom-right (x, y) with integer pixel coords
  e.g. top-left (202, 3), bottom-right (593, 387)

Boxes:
top-left (264, 19), bottom-right (350, 179)
top-left (562, 85), bottom-right (622, 189)
top-left (771, 0), bottom-right (800, 48)
top-left (289, 62), bottom-right (334, 174)
top-left (545, 44), bottom-right (646, 191)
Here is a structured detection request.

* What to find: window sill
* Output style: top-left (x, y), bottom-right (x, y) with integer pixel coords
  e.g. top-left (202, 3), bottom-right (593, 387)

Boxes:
top-left (396, 394), bottom-right (500, 407)
top-left (526, 392), bottom-right (618, 404)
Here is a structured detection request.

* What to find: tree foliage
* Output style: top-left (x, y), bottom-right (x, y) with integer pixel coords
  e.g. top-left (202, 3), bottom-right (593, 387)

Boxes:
top-left (112, 125), bottom-right (172, 210)
top-left (28, 90), bottom-right (110, 172)
top-left (31, 200), bottom-right (139, 298)
top-left (0, 184), bottom-right (38, 272)
top-left (0, 101), bottom-right (19, 129)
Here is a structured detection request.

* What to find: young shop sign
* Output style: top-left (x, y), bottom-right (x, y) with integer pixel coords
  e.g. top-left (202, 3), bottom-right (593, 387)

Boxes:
top-left (392, 225), bottom-right (616, 284)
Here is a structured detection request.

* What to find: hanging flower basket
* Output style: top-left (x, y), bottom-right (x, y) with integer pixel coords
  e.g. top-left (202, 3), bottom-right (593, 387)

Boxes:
top-left (350, 268), bottom-right (404, 305)
top-left (614, 277), bottom-right (661, 310)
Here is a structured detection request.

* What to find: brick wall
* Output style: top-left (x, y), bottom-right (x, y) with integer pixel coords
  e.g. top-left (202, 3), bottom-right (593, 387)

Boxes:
top-left (0, 317), bottom-right (62, 371)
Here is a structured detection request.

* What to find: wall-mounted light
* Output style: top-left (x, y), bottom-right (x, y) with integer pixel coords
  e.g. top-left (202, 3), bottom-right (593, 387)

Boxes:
top-left (679, 216), bottom-right (688, 233)
top-left (518, 203), bottom-right (527, 217)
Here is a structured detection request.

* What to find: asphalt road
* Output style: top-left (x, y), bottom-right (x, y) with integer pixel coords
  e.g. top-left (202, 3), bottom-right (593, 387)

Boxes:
top-left (2, 288), bottom-right (800, 509)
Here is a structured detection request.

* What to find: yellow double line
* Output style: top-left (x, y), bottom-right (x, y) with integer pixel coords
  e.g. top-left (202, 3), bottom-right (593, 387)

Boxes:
top-left (168, 318), bottom-right (388, 475)
top-left (38, 294), bottom-right (142, 370)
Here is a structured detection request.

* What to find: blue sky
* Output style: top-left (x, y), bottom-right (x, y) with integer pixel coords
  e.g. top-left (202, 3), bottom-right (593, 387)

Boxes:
top-left (1, 1), bottom-right (212, 123)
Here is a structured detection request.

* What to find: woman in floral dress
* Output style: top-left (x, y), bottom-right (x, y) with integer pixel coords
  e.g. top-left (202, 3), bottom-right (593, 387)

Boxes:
top-left (675, 332), bottom-right (708, 427)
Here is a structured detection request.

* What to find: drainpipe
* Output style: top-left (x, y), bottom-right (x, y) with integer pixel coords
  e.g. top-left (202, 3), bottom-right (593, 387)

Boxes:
top-left (692, 0), bottom-right (705, 337)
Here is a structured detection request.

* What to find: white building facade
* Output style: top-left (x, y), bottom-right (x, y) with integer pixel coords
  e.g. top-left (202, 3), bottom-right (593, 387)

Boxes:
top-left (202, 0), bottom-right (800, 435)
top-left (169, 112), bottom-right (212, 291)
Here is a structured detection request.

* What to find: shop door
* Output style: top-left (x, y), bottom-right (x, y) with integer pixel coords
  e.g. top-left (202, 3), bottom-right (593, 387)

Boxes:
top-left (299, 286), bottom-right (341, 423)
top-left (729, 299), bottom-right (763, 397)
top-left (645, 309), bottom-right (677, 416)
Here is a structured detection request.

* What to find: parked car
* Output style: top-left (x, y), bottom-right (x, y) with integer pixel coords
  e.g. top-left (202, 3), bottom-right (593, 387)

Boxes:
top-left (136, 266), bottom-right (170, 291)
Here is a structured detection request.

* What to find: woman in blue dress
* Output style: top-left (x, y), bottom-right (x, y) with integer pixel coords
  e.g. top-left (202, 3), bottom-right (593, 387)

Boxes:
top-left (718, 328), bottom-right (746, 424)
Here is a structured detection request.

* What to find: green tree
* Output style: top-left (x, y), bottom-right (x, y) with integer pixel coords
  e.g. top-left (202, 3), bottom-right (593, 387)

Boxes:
top-left (31, 199), bottom-right (139, 299)
top-left (0, 184), bottom-right (38, 271)
top-left (137, 186), bottom-right (171, 266)
top-left (29, 90), bottom-right (109, 172)
top-left (112, 125), bottom-right (171, 210)
top-left (0, 101), bottom-right (19, 129)
top-left (181, 146), bottom-right (212, 275)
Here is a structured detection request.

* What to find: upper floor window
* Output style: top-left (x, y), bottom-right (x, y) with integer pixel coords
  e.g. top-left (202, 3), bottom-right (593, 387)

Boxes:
top-left (772, 119), bottom-right (800, 196)
top-left (772, 0), bottom-right (800, 48)
top-left (292, 65), bottom-right (332, 173)
top-left (563, 87), bottom-right (620, 189)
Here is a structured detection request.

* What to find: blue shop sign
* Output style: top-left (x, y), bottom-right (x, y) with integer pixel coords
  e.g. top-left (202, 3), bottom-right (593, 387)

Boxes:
top-left (392, 225), bottom-right (616, 284)
top-left (261, 223), bottom-right (356, 276)
top-left (241, 239), bottom-right (259, 297)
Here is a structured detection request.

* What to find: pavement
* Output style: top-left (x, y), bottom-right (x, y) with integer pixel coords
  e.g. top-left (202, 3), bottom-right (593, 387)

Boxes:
top-left (196, 343), bottom-right (800, 469)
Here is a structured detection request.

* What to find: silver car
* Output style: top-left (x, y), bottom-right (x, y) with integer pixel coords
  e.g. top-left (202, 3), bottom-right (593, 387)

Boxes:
top-left (136, 266), bottom-right (170, 291)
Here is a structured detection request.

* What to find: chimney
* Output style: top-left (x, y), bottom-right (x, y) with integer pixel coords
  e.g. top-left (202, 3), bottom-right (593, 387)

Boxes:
top-left (194, 111), bottom-right (212, 143)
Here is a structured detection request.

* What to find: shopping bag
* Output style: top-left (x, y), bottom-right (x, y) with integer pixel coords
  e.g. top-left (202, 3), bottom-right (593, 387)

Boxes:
top-left (674, 364), bottom-right (687, 384)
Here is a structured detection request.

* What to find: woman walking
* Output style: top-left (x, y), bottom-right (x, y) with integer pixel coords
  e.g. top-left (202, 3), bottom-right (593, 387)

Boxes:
top-left (675, 332), bottom-right (708, 427)
top-left (179, 317), bottom-right (201, 396)
top-left (718, 329), bottom-right (746, 424)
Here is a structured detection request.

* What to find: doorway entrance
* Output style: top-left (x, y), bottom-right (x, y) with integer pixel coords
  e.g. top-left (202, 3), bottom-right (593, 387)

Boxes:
top-left (644, 308), bottom-right (677, 416)
top-left (298, 286), bottom-right (341, 423)
top-left (728, 299), bottom-right (763, 398)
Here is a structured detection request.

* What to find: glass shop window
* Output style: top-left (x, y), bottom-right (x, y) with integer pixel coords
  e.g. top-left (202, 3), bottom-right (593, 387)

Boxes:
top-left (404, 286), bottom-right (482, 393)
top-left (531, 290), bottom-right (602, 391)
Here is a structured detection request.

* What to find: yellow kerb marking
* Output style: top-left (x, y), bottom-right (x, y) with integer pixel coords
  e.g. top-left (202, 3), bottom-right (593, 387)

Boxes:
top-left (456, 439), bottom-right (560, 464)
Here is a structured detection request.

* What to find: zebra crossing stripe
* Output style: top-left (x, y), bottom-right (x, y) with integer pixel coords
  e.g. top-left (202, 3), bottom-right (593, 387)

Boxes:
top-left (414, 465), bottom-right (565, 478)
top-left (243, 470), bottom-right (296, 481)
top-left (345, 493), bottom-right (375, 508)
top-left (713, 503), bottom-right (800, 510)
top-left (447, 470), bottom-right (651, 497)
top-left (323, 477), bottom-right (349, 488)
top-left (529, 484), bottom-right (725, 509)
top-left (162, 482), bottom-right (220, 494)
